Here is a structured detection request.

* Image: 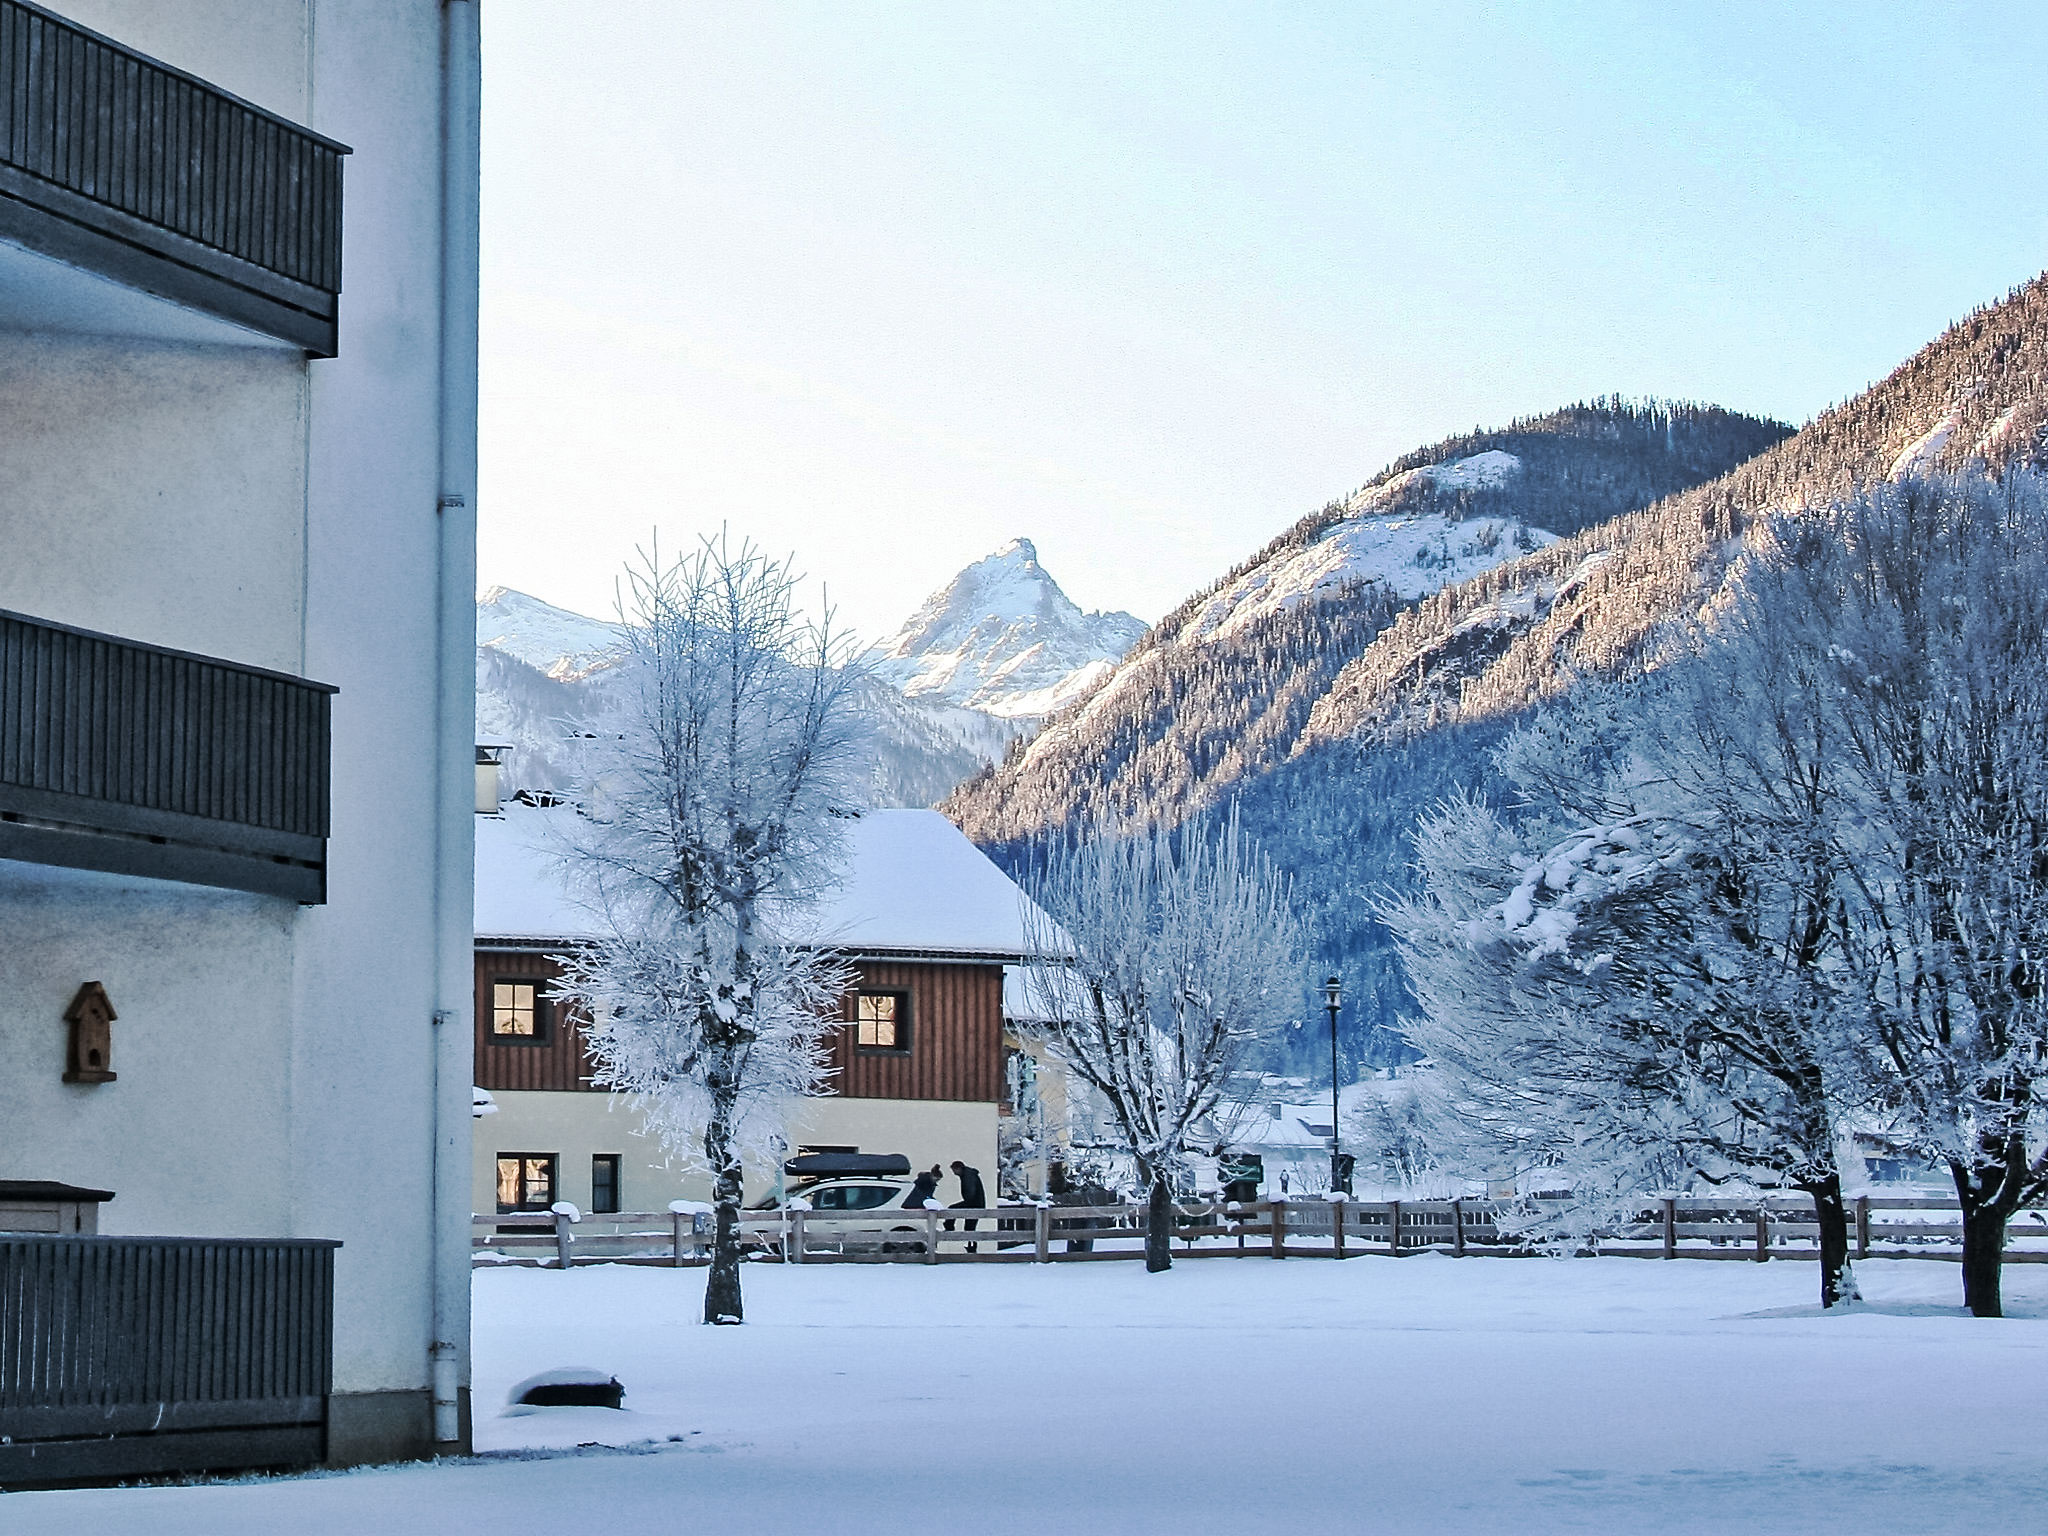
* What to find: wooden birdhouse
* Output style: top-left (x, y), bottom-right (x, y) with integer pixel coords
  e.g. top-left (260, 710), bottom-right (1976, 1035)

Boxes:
top-left (63, 981), bottom-right (117, 1084)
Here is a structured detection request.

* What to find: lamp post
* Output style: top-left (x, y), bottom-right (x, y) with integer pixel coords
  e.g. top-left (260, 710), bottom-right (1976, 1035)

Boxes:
top-left (1325, 976), bottom-right (1345, 1194)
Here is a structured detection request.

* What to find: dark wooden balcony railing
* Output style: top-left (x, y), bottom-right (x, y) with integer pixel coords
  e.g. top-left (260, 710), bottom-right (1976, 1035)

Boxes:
top-left (0, 1235), bottom-right (336, 1487)
top-left (0, 608), bottom-right (334, 902)
top-left (0, 0), bottom-right (348, 354)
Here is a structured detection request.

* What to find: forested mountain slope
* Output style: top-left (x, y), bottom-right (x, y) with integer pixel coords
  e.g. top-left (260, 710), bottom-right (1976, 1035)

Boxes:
top-left (947, 272), bottom-right (2048, 1068)
top-left (1295, 275), bottom-right (2048, 753)
top-left (945, 400), bottom-right (1788, 844)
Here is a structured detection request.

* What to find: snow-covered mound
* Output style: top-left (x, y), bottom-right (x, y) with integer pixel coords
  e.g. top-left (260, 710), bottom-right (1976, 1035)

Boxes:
top-left (865, 539), bottom-right (1146, 719)
top-left (1354, 448), bottom-right (1524, 506)
top-left (1175, 508), bottom-right (1556, 644)
top-left (476, 586), bottom-right (622, 681)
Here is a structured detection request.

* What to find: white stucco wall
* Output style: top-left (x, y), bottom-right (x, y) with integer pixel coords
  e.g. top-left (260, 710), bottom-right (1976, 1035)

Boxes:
top-left (0, 337), bottom-right (309, 670)
top-left (0, 1), bottom-right (471, 1462)
top-left (0, 866), bottom-right (299, 1234)
top-left (474, 1093), bottom-right (1001, 1215)
top-left (41, 1), bottom-right (313, 122)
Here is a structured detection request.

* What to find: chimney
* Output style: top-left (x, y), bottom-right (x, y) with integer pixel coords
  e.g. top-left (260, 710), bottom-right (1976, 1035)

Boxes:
top-left (475, 743), bottom-right (509, 815)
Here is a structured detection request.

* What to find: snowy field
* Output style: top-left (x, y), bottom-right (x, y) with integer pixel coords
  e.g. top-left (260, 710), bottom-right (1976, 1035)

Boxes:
top-left (7, 1256), bottom-right (2047, 1534)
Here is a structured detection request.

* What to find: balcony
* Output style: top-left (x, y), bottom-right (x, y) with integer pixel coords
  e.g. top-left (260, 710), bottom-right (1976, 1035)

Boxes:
top-left (0, 1235), bottom-right (335, 1486)
top-left (0, 608), bottom-right (334, 903)
top-left (0, 0), bottom-right (347, 355)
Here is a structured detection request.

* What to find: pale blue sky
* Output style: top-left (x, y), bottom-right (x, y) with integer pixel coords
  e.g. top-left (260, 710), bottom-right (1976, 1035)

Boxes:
top-left (479, 2), bottom-right (2048, 641)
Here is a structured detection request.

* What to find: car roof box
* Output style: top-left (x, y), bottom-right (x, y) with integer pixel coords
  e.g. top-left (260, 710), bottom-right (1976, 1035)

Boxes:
top-left (784, 1152), bottom-right (912, 1178)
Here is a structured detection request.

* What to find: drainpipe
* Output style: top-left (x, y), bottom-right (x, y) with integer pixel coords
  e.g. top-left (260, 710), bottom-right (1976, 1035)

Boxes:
top-left (431, 0), bottom-right (481, 1449)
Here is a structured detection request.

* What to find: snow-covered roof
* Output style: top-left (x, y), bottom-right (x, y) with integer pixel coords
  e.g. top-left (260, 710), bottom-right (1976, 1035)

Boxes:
top-left (475, 803), bottom-right (1063, 961)
top-left (1003, 963), bottom-right (1092, 1024)
top-left (1215, 1103), bottom-right (1339, 1152)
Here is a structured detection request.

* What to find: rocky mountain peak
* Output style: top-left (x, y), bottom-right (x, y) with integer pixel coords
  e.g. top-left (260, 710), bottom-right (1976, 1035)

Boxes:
top-left (866, 540), bottom-right (1146, 719)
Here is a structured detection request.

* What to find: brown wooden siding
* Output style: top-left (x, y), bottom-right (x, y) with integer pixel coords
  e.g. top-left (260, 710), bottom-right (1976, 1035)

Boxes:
top-left (475, 950), bottom-right (1004, 1103)
top-left (474, 950), bottom-right (597, 1093)
top-left (824, 961), bottom-right (1003, 1103)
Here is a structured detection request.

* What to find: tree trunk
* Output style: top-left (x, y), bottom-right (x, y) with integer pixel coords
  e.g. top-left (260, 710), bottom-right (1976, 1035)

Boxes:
top-left (1959, 1198), bottom-right (2007, 1319)
top-left (1800, 1173), bottom-right (1860, 1309)
top-left (702, 1078), bottom-right (746, 1325)
top-left (1144, 1174), bottom-right (1173, 1273)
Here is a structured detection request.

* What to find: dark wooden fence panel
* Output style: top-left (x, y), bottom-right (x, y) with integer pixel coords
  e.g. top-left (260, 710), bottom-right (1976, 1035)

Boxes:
top-left (0, 608), bottom-right (333, 901)
top-left (0, 1236), bottom-right (335, 1486)
top-left (0, 0), bottom-right (347, 352)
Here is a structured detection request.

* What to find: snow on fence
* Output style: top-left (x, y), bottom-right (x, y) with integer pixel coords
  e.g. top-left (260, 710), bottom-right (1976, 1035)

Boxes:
top-left (472, 1195), bottom-right (2048, 1269)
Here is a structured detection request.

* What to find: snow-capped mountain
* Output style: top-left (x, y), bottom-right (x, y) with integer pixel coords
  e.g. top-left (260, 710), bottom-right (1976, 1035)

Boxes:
top-left (476, 539), bottom-right (1139, 807)
top-left (475, 585), bottom-right (622, 680)
top-left (946, 399), bottom-right (1792, 849)
top-left (865, 539), bottom-right (1146, 719)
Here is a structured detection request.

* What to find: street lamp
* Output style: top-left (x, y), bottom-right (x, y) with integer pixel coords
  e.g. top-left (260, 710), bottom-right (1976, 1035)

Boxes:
top-left (1324, 976), bottom-right (1348, 1194)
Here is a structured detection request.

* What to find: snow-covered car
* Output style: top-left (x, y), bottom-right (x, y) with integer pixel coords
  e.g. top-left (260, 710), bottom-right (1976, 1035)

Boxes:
top-left (784, 1177), bottom-right (930, 1251)
top-left (749, 1187), bottom-right (933, 1253)
top-left (741, 1153), bottom-right (935, 1253)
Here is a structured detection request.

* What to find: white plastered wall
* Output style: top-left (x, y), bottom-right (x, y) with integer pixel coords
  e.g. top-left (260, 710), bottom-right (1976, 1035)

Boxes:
top-left (0, 338), bottom-right (309, 670)
top-left (474, 1093), bottom-right (1001, 1214)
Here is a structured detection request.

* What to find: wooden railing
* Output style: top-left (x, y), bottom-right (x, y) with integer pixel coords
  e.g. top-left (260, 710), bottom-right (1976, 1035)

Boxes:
top-left (0, 1235), bottom-right (336, 1487)
top-left (472, 1194), bottom-right (2048, 1269)
top-left (0, 607), bottom-right (334, 901)
top-left (0, 0), bottom-right (348, 352)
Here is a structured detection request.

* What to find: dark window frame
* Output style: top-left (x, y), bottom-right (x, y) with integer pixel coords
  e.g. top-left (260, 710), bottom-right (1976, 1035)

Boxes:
top-left (853, 989), bottom-right (912, 1054)
top-left (495, 1152), bottom-right (559, 1214)
top-left (591, 1154), bottom-right (622, 1215)
top-left (489, 977), bottom-right (553, 1046)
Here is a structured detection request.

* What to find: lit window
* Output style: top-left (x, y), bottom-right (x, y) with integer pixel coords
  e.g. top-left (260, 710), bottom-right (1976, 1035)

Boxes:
top-left (496, 1153), bottom-right (557, 1212)
top-left (855, 991), bottom-right (909, 1051)
top-left (492, 980), bottom-right (547, 1041)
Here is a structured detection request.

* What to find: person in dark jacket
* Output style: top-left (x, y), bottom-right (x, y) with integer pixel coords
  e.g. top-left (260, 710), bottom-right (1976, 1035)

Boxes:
top-left (950, 1160), bottom-right (986, 1251)
top-left (905, 1165), bottom-right (941, 1209)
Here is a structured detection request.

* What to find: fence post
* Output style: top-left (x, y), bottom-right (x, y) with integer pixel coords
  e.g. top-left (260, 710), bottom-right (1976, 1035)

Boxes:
top-left (925, 1207), bottom-right (939, 1264)
top-left (1270, 1200), bottom-right (1285, 1259)
top-left (1662, 1198), bottom-right (1677, 1260)
top-left (672, 1209), bottom-right (687, 1268)
top-left (1333, 1198), bottom-right (1346, 1259)
top-left (1451, 1199), bottom-right (1466, 1257)
top-left (1754, 1204), bottom-right (1769, 1261)
top-left (1387, 1199), bottom-right (1401, 1256)
top-left (1035, 1201), bottom-right (1050, 1263)
top-left (553, 1210), bottom-right (575, 1270)
top-left (790, 1209), bottom-right (806, 1265)
top-left (1855, 1195), bottom-right (1870, 1260)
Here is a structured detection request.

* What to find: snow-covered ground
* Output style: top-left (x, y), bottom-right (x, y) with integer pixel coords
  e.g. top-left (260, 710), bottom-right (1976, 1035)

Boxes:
top-left (9, 1257), bottom-right (2046, 1534)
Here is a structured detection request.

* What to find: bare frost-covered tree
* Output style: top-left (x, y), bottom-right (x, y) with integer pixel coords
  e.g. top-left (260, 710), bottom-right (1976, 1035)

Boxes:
top-left (1392, 787), bottom-right (1862, 1306)
top-left (1395, 472), bottom-right (2048, 1315)
top-left (1017, 815), bottom-right (1308, 1272)
top-left (1391, 533), bottom-right (1875, 1308)
top-left (1770, 475), bottom-right (2048, 1317)
top-left (554, 536), bottom-right (863, 1324)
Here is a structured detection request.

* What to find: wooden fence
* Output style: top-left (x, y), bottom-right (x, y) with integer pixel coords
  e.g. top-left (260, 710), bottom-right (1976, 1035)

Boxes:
top-left (473, 1194), bottom-right (2048, 1269)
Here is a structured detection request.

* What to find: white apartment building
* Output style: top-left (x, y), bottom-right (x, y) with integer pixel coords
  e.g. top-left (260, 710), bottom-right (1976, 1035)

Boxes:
top-left (0, 1), bottom-right (478, 1479)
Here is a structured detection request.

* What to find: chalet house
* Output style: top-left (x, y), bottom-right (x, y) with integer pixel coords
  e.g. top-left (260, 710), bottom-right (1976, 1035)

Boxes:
top-left (472, 799), bottom-right (1057, 1214)
top-left (0, 1), bottom-right (478, 1479)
